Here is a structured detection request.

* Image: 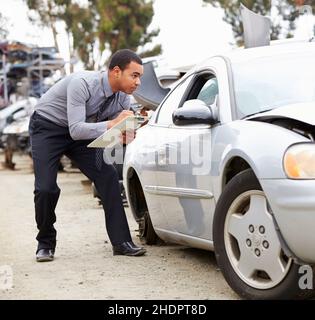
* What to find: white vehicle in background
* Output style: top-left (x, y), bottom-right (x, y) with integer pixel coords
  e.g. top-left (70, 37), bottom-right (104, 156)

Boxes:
top-left (0, 97), bottom-right (37, 169)
top-left (0, 98), bottom-right (37, 142)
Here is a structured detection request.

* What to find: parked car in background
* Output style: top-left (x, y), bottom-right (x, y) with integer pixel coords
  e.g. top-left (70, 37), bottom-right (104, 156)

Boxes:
top-left (123, 39), bottom-right (315, 299)
top-left (0, 97), bottom-right (37, 168)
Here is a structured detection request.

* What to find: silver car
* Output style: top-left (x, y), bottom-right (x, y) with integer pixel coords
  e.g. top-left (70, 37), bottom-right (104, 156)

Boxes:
top-left (123, 40), bottom-right (315, 299)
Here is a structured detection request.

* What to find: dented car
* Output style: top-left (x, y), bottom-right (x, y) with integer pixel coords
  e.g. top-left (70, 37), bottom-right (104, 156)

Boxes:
top-left (123, 39), bottom-right (315, 299)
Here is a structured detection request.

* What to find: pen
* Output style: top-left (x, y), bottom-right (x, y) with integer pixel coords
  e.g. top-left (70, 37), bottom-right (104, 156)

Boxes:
top-left (118, 101), bottom-right (138, 114)
top-left (119, 101), bottom-right (144, 119)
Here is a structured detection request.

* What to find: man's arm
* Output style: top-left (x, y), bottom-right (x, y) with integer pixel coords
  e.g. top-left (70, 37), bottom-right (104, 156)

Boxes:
top-left (67, 77), bottom-right (109, 140)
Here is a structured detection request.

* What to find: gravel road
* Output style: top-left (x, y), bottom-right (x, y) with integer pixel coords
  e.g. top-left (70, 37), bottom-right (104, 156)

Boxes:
top-left (0, 153), bottom-right (237, 300)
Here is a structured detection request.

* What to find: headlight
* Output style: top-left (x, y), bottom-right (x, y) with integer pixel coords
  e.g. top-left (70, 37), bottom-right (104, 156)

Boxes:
top-left (283, 143), bottom-right (315, 179)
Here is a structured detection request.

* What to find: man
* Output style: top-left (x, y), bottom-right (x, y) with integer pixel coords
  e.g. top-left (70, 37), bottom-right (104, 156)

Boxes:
top-left (29, 49), bottom-right (146, 262)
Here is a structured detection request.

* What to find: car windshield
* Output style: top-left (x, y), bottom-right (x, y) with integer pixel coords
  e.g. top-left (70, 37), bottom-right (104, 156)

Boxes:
top-left (232, 52), bottom-right (315, 118)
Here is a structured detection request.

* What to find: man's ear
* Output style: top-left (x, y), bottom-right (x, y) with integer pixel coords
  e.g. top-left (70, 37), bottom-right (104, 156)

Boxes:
top-left (112, 66), bottom-right (122, 78)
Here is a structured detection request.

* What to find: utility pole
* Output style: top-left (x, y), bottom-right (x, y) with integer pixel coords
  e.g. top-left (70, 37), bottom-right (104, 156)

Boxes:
top-left (1, 50), bottom-right (8, 105)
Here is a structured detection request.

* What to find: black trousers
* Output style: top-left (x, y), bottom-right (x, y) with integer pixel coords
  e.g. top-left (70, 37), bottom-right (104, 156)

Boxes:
top-left (29, 112), bottom-right (132, 251)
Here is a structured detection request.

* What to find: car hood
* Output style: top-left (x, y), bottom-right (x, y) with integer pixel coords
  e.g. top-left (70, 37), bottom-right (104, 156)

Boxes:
top-left (246, 102), bottom-right (315, 126)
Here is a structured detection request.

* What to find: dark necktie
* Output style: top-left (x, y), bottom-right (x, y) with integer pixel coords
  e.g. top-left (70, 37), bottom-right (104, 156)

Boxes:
top-left (96, 93), bottom-right (116, 122)
top-left (95, 94), bottom-right (116, 170)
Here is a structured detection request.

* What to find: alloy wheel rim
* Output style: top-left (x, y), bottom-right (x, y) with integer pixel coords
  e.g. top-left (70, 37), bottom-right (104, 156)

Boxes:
top-left (224, 190), bottom-right (292, 290)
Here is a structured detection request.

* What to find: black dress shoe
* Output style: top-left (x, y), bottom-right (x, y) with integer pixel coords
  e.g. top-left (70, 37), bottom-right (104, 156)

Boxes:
top-left (36, 249), bottom-right (55, 262)
top-left (113, 241), bottom-right (146, 256)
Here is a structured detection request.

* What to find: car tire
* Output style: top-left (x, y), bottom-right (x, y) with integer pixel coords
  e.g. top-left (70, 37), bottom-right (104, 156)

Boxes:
top-left (213, 169), bottom-right (314, 300)
top-left (139, 210), bottom-right (158, 245)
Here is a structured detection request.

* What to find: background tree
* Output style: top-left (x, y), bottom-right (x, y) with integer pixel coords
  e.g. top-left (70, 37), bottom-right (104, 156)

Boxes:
top-left (61, 3), bottom-right (96, 70)
top-left (25, 0), bottom-right (70, 53)
top-left (25, 0), bottom-right (161, 70)
top-left (202, 0), bottom-right (312, 45)
top-left (139, 43), bottom-right (162, 58)
top-left (0, 13), bottom-right (9, 39)
top-left (92, 0), bottom-right (160, 55)
top-left (25, 0), bottom-right (87, 71)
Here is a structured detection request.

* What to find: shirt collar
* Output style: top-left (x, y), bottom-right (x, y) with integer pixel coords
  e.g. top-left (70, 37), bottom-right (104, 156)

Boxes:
top-left (102, 71), bottom-right (114, 98)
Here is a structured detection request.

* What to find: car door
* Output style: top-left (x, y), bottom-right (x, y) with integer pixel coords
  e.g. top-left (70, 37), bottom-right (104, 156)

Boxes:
top-left (137, 74), bottom-right (195, 232)
top-left (151, 71), bottom-right (219, 240)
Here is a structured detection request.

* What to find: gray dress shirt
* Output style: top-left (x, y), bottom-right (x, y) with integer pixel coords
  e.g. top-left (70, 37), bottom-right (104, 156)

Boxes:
top-left (35, 71), bottom-right (131, 140)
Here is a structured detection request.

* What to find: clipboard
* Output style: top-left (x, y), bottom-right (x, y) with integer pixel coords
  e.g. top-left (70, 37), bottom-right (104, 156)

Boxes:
top-left (87, 115), bottom-right (140, 148)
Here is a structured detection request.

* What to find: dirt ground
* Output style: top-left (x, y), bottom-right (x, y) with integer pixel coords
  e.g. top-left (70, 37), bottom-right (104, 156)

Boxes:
top-left (0, 153), bottom-right (238, 300)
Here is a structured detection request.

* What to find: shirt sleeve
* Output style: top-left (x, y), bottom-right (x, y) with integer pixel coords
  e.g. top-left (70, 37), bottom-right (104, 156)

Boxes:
top-left (67, 77), bottom-right (109, 140)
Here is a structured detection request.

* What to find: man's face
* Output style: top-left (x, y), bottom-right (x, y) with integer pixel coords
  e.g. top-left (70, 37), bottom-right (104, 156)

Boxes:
top-left (115, 61), bottom-right (144, 94)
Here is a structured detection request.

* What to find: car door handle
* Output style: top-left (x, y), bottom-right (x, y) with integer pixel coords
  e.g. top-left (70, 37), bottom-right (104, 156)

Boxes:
top-left (157, 146), bottom-right (168, 166)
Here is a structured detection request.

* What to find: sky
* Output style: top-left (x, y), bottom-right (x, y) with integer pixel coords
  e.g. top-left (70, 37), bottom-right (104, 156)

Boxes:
top-left (0, 0), bottom-right (314, 71)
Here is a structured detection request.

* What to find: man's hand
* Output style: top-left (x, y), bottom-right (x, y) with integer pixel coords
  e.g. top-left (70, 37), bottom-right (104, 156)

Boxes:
top-left (107, 110), bottom-right (134, 130)
top-left (120, 129), bottom-right (136, 145)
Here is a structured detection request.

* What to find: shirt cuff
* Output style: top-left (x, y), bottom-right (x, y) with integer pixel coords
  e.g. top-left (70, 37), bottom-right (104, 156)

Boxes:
top-left (92, 121), bottom-right (108, 139)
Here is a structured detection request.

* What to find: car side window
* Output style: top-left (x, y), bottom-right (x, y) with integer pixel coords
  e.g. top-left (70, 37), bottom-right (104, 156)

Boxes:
top-left (156, 75), bottom-right (193, 126)
top-left (196, 78), bottom-right (218, 106)
top-left (183, 73), bottom-right (218, 106)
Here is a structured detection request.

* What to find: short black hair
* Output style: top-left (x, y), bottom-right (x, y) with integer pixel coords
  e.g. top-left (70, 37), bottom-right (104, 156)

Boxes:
top-left (108, 49), bottom-right (142, 71)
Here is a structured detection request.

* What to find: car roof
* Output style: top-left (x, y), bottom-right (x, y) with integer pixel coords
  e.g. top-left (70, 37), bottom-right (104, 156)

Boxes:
top-left (199, 39), bottom-right (315, 67)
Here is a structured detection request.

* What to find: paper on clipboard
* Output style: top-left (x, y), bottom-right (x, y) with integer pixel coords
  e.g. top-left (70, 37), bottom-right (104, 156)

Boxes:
top-left (87, 115), bottom-right (139, 148)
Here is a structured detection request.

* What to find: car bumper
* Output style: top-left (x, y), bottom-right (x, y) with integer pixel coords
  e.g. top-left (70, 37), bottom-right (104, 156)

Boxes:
top-left (261, 179), bottom-right (315, 264)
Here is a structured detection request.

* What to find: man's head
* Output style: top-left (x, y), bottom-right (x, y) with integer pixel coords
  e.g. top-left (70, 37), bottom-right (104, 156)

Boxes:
top-left (108, 49), bottom-right (143, 94)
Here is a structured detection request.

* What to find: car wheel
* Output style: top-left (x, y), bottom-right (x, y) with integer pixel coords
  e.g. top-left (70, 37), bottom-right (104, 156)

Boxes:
top-left (213, 169), bottom-right (314, 299)
top-left (138, 210), bottom-right (158, 245)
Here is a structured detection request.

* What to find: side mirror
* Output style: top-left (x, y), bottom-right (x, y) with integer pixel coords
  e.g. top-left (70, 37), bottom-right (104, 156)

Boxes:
top-left (172, 99), bottom-right (218, 126)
